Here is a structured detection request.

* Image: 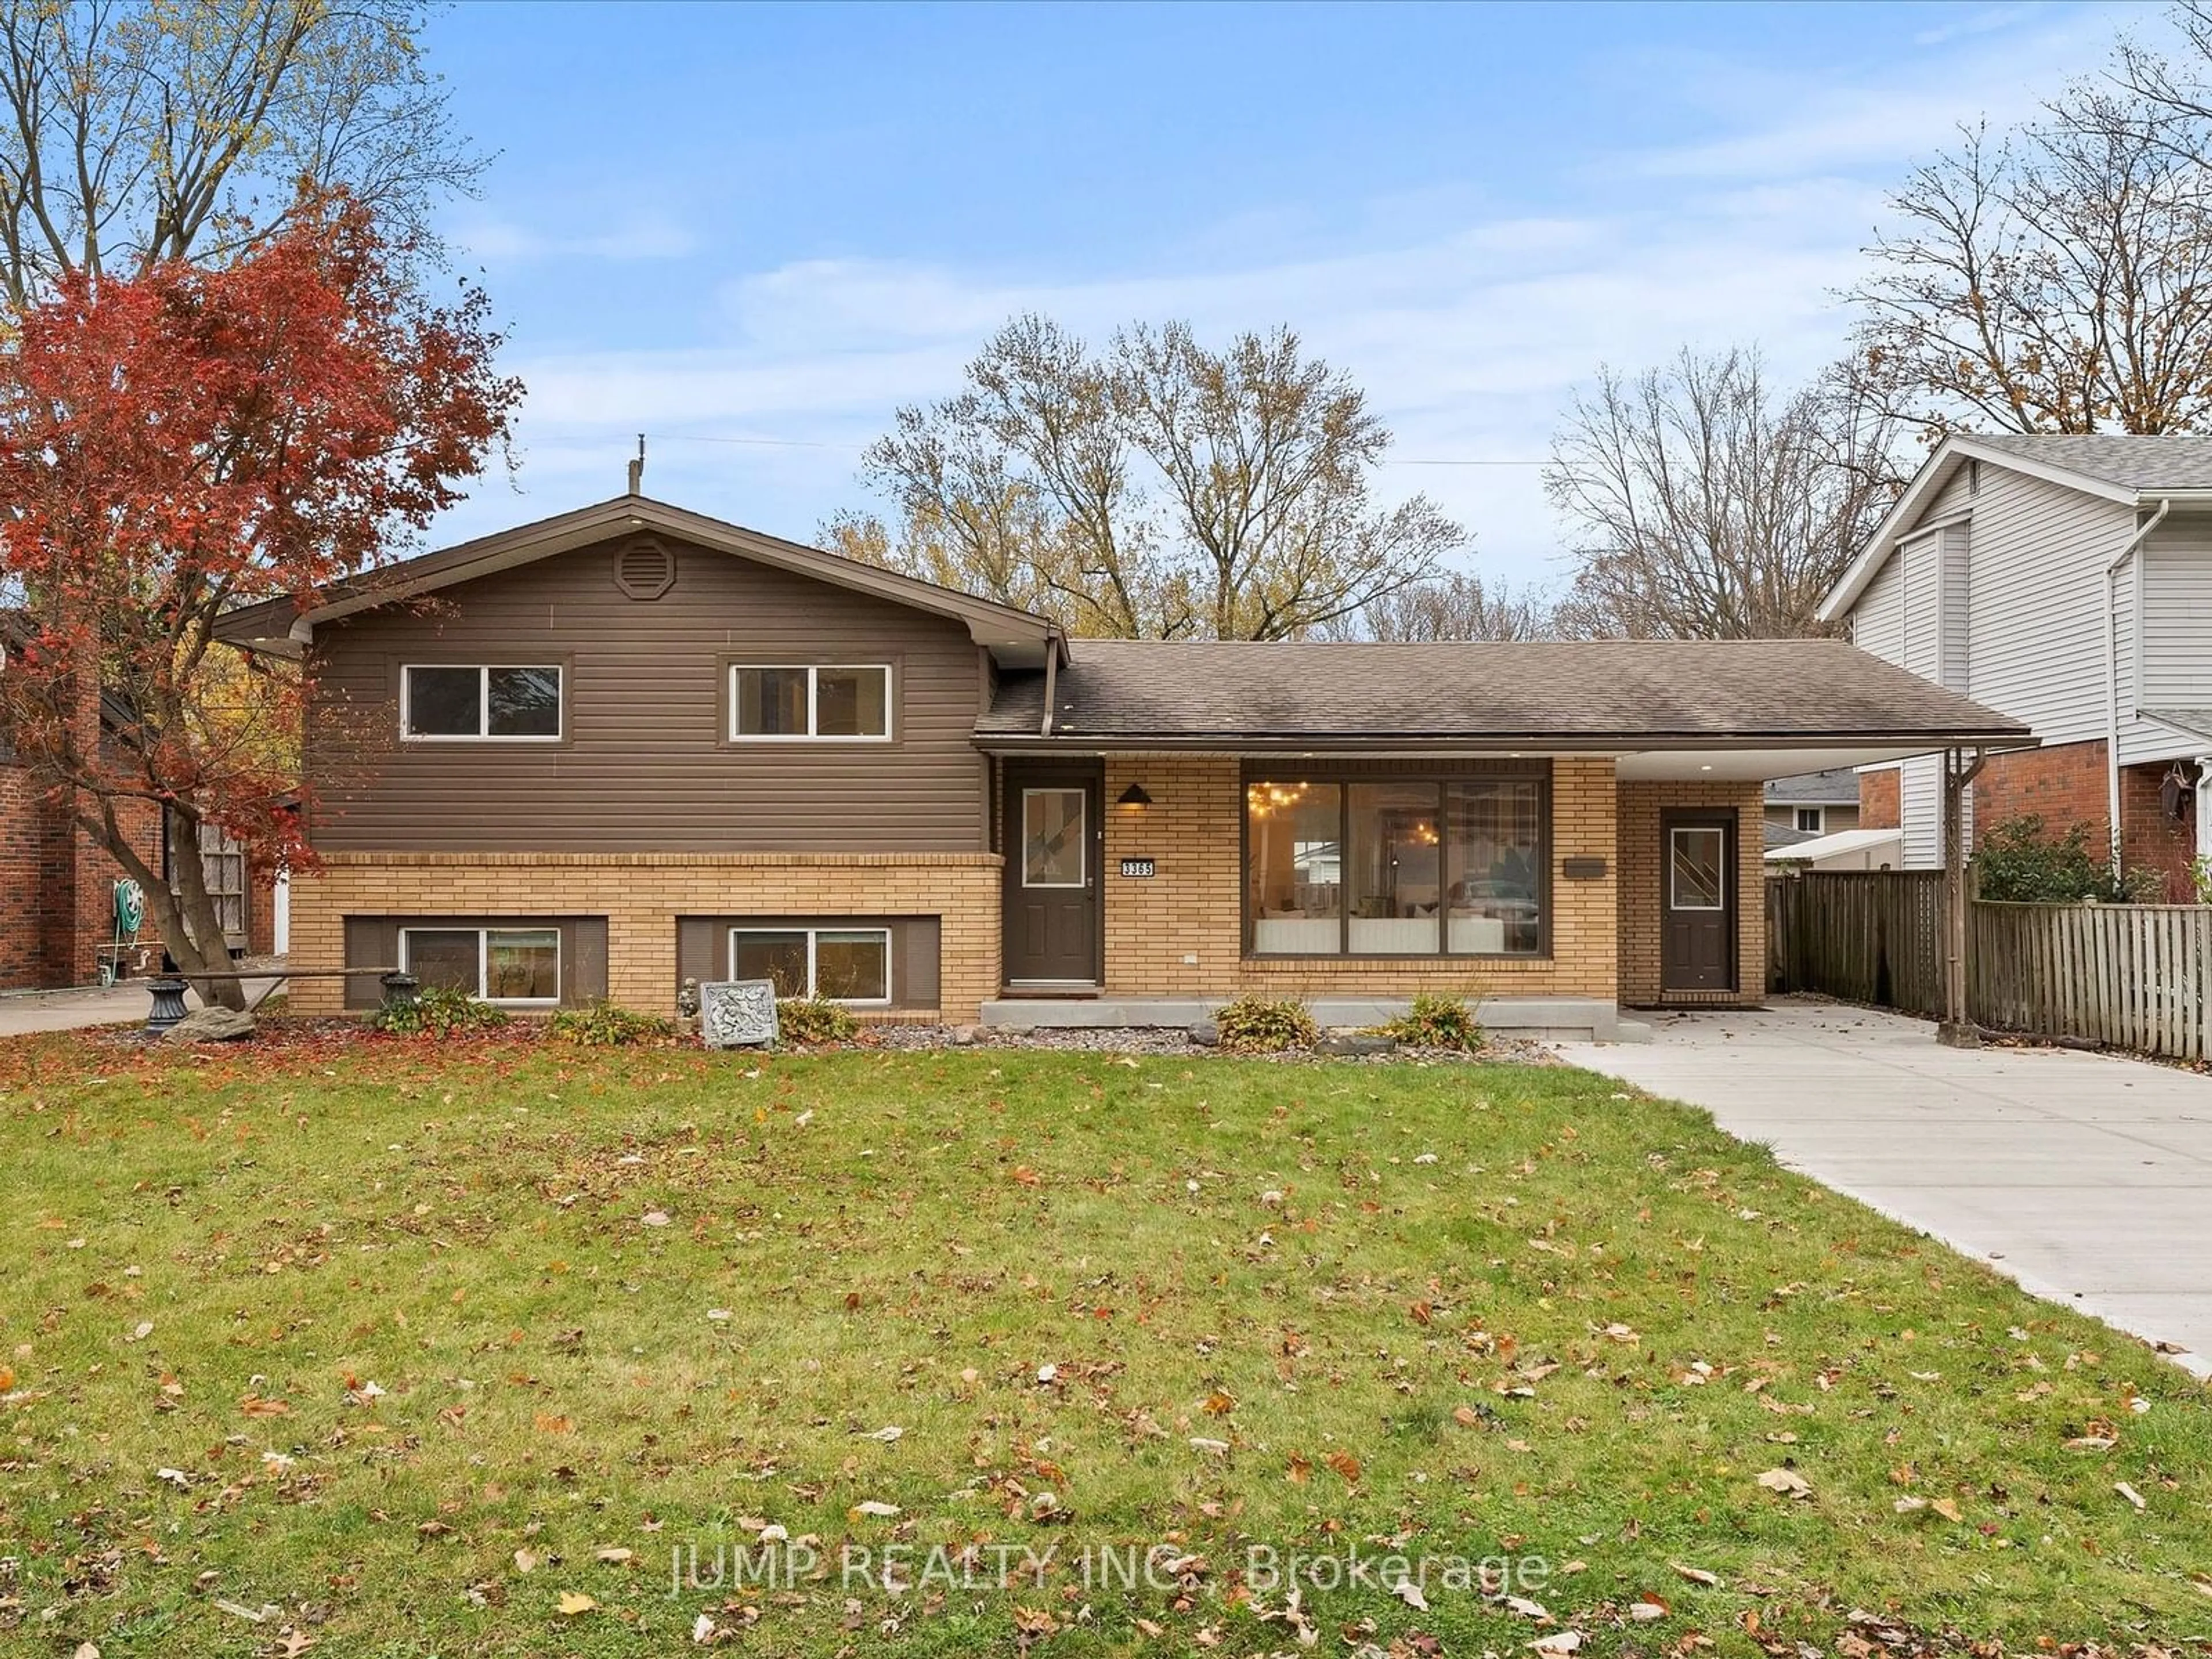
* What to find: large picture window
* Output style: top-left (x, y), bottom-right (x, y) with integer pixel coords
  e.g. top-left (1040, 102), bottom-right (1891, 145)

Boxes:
top-left (1245, 771), bottom-right (1546, 957)
top-left (730, 664), bottom-right (891, 740)
top-left (402, 665), bottom-right (562, 740)
top-left (730, 926), bottom-right (891, 1003)
top-left (401, 926), bottom-right (561, 1003)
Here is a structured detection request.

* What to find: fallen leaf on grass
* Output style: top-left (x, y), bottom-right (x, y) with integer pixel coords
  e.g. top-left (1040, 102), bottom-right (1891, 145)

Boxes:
top-left (1754, 1468), bottom-right (1812, 1498)
top-left (692, 1612), bottom-right (717, 1643)
top-left (849, 1500), bottom-right (900, 1519)
top-left (1929, 1498), bottom-right (1963, 1522)
top-left (1528, 1634), bottom-right (1582, 1655)
top-left (555, 1591), bottom-right (597, 1616)
top-left (1324, 1450), bottom-right (1362, 1483)
top-left (513, 1550), bottom-right (539, 1574)
top-left (641, 1210), bottom-right (671, 1228)
top-left (1629, 1592), bottom-right (1669, 1622)
top-left (238, 1393), bottom-right (290, 1418)
top-left (1669, 1562), bottom-right (1722, 1588)
top-left (1389, 1578), bottom-right (1429, 1611)
top-left (865, 1425), bottom-right (905, 1442)
top-left (1503, 1594), bottom-right (1552, 1620)
top-left (594, 1547), bottom-right (633, 1563)
top-left (1188, 1437), bottom-right (1230, 1456)
top-left (2116, 1481), bottom-right (2147, 1511)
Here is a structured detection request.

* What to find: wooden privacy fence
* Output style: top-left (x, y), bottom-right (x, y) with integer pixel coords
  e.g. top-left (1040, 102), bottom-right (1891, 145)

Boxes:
top-left (1766, 871), bottom-right (1944, 1019)
top-left (1969, 902), bottom-right (2212, 1062)
top-left (1768, 873), bottom-right (2212, 1061)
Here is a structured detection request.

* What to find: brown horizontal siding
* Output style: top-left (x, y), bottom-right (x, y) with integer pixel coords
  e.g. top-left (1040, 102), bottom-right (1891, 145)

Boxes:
top-left (305, 534), bottom-right (991, 853)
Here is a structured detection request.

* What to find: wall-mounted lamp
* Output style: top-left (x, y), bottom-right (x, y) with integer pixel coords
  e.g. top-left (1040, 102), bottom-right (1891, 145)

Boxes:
top-left (1116, 782), bottom-right (1153, 808)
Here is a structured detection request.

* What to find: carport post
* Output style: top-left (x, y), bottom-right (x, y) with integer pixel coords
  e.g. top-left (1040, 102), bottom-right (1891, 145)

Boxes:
top-left (1938, 744), bottom-right (1989, 1047)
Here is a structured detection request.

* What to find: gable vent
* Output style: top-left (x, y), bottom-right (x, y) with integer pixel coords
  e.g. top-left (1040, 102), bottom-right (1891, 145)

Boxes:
top-left (614, 536), bottom-right (676, 601)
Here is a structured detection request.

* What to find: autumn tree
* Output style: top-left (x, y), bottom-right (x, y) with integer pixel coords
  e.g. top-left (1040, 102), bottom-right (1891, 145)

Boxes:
top-left (1321, 570), bottom-right (1559, 642)
top-left (1544, 346), bottom-right (1902, 639)
top-left (834, 314), bottom-right (1465, 639)
top-left (0, 200), bottom-right (518, 999)
top-left (1848, 80), bottom-right (2212, 434)
top-left (0, 0), bottom-right (479, 305)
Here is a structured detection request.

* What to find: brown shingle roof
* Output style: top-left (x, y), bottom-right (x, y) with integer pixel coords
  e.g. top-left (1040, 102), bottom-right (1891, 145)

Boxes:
top-left (980, 638), bottom-right (2029, 746)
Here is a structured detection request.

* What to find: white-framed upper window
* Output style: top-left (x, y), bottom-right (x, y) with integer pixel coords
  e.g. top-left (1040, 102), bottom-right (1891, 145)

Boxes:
top-left (403, 665), bottom-right (562, 741)
top-left (729, 926), bottom-right (891, 1004)
top-left (1794, 806), bottom-right (1824, 834)
top-left (402, 926), bottom-right (561, 1004)
top-left (729, 664), bottom-right (891, 741)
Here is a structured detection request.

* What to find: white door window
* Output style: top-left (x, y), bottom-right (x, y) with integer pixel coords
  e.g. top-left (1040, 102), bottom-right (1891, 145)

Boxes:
top-left (1022, 788), bottom-right (1087, 888)
top-left (1669, 827), bottom-right (1726, 911)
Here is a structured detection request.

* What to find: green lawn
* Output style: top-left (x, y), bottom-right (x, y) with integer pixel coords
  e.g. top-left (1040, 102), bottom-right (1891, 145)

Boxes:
top-left (3, 1029), bottom-right (2210, 1656)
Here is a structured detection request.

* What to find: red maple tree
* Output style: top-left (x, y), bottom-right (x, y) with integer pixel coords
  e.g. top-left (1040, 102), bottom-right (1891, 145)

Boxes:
top-left (0, 196), bottom-right (519, 999)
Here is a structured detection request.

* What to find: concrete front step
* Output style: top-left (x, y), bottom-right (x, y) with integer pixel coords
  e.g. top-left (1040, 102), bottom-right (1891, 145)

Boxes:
top-left (979, 995), bottom-right (1647, 1043)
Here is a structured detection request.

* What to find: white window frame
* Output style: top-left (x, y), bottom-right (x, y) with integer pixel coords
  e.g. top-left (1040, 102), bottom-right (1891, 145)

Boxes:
top-left (1021, 787), bottom-right (1088, 888)
top-left (1668, 826), bottom-right (1728, 912)
top-left (400, 664), bottom-right (564, 743)
top-left (728, 664), bottom-right (892, 742)
top-left (1794, 806), bottom-right (1824, 835)
top-left (400, 926), bottom-right (562, 1006)
top-left (728, 925), bottom-right (892, 1005)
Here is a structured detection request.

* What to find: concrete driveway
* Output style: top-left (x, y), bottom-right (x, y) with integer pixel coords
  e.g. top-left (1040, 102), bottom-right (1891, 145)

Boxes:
top-left (0, 972), bottom-right (284, 1038)
top-left (1556, 999), bottom-right (2212, 1376)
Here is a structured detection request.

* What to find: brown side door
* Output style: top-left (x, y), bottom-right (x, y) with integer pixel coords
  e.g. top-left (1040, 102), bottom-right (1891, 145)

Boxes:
top-left (1660, 810), bottom-right (1736, 993)
top-left (1001, 761), bottom-right (1103, 987)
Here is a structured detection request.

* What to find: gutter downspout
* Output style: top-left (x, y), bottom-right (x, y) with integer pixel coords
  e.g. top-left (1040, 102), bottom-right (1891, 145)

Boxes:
top-left (2105, 497), bottom-right (2172, 875)
top-left (1039, 628), bottom-right (1060, 738)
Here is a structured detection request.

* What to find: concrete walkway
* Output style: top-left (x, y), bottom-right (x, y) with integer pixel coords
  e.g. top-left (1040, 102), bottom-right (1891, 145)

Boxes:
top-left (1556, 999), bottom-right (2212, 1376)
top-left (0, 972), bottom-right (283, 1038)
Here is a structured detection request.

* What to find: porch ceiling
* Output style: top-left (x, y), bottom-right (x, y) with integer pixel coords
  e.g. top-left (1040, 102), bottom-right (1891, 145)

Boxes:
top-left (1612, 743), bottom-right (2007, 781)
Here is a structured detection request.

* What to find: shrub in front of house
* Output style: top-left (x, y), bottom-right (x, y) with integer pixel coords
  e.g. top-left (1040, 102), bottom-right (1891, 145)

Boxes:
top-left (548, 1002), bottom-right (675, 1047)
top-left (1214, 995), bottom-right (1319, 1052)
top-left (1972, 815), bottom-right (2162, 903)
top-left (777, 997), bottom-right (860, 1046)
top-left (368, 985), bottom-right (510, 1037)
top-left (1377, 992), bottom-right (1486, 1052)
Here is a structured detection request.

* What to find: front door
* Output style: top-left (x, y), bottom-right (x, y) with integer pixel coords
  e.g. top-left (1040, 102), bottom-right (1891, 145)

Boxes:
top-left (1660, 812), bottom-right (1736, 993)
top-left (1002, 763), bottom-right (1103, 987)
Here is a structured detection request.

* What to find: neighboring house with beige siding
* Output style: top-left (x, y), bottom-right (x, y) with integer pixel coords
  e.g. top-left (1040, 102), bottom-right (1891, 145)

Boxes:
top-left (1821, 435), bottom-right (2212, 897)
top-left (218, 495), bottom-right (2025, 1036)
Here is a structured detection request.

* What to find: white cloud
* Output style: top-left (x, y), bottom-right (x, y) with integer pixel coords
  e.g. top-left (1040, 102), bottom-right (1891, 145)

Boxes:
top-left (431, 2), bottom-right (2156, 589)
top-left (451, 211), bottom-right (700, 264)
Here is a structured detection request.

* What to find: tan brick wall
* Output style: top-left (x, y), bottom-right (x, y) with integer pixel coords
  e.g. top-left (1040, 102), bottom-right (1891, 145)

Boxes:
top-left (1099, 753), bottom-right (1620, 1002)
top-left (287, 853), bottom-right (1002, 1021)
top-left (1616, 780), bottom-right (1766, 1008)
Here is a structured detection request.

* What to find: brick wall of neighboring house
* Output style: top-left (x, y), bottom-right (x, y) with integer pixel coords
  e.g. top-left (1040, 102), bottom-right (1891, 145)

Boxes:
top-left (1859, 767), bottom-right (1900, 830)
top-left (1972, 738), bottom-right (2109, 849)
top-left (2119, 759), bottom-right (2200, 900)
top-left (1096, 754), bottom-right (1623, 1003)
top-left (285, 852), bottom-right (1003, 1021)
top-left (1966, 739), bottom-right (2201, 899)
top-left (1616, 780), bottom-right (1766, 1009)
top-left (0, 759), bottom-right (166, 990)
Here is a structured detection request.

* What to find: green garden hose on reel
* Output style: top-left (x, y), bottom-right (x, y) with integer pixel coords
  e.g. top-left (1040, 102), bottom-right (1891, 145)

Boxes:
top-left (99, 878), bottom-right (146, 986)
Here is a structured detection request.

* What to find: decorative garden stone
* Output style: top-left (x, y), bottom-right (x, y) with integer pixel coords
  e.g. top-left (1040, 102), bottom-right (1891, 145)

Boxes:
top-left (699, 979), bottom-right (778, 1049)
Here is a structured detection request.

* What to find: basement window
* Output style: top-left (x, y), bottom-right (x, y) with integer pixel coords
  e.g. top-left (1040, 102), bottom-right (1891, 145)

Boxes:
top-left (730, 926), bottom-right (891, 1003)
top-left (402, 926), bottom-right (560, 1004)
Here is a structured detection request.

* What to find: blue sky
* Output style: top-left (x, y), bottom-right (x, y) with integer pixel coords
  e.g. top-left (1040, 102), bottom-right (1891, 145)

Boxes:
top-left (425, 0), bottom-right (2151, 590)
